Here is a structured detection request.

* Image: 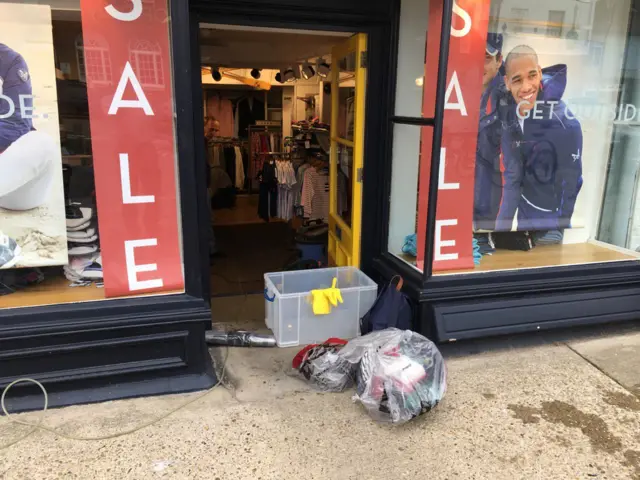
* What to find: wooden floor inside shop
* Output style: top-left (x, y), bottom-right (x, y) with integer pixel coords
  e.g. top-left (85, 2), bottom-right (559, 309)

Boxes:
top-left (213, 194), bottom-right (285, 227)
top-left (1, 275), bottom-right (105, 309)
top-left (435, 242), bottom-right (639, 275)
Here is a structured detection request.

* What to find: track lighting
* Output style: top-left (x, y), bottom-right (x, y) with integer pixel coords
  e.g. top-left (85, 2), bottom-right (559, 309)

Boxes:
top-left (283, 66), bottom-right (296, 82)
top-left (250, 68), bottom-right (261, 79)
top-left (316, 58), bottom-right (330, 78)
top-left (211, 67), bottom-right (222, 82)
top-left (301, 61), bottom-right (315, 80)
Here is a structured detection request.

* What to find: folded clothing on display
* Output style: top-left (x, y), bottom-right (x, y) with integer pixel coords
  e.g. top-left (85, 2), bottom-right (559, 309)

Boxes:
top-left (474, 232), bottom-right (496, 256)
top-left (68, 243), bottom-right (99, 256)
top-left (65, 203), bottom-right (101, 285)
top-left (533, 230), bottom-right (564, 245)
top-left (66, 205), bottom-right (93, 229)
top-left (64, 253), bottom-right (103, 285)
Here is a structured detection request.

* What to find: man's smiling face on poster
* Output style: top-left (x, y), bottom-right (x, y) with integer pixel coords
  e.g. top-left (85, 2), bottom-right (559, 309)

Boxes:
top-left (504, 46), bottom-right (543, 116)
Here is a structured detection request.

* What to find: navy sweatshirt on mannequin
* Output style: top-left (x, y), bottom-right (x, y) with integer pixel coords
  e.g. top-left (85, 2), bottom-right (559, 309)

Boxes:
top-left (0, 43), bottom-right (33, 152)
top-left (496, 64), bottom-right (583, 232)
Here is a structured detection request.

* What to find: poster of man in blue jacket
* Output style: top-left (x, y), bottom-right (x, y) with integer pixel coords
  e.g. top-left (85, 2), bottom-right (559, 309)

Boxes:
top-left (495, 45), bottom-right (583, 232)
top-left (0, 3), bottom-right (67, 269)
top-left (474, 33), bottom-right (505, 231)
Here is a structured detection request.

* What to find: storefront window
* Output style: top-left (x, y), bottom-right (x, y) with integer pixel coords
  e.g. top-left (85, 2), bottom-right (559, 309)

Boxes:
top-left (388, 0), bottom-right (640, 275)
top-left (0, 0), bottom-right (184, 309)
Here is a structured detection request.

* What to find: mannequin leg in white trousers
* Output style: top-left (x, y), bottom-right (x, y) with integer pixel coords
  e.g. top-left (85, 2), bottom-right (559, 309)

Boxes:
top-left (0, 131), bottom-right (56, 211)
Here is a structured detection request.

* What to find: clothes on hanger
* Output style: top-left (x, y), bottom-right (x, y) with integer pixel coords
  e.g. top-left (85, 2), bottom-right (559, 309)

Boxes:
top-left (258, 159), bottom-right (278, 222)
top-left (275, 159), bottom-right (297, 221)
top-left (233, 146), bottom-right (245, 190)
top-left (207, 139), bottom-right (248, 191)
top-left (249, 129), bottom-right (282, 191)
top-left (301, 165), bottom-right (330, 222)
top-left (236, 96), bottom-right (265, 138)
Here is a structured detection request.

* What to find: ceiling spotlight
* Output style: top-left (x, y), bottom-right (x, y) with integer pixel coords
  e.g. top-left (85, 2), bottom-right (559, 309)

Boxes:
top-left (211, 68), bottom-right (222, 82)
top-left (292, 64), bottom-right (301, 81)
top-left (316, 58), bottom-right (330, 78)
top-left (283, 66), bottom-right (296, 83)
top-left (301, 61), bottom-right (315, 80)
top-left (250, 68), bottom-right (261, 79)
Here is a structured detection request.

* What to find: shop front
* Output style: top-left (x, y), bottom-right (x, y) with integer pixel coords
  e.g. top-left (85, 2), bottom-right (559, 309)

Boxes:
top-left (2, 0), bottom-right (640, 410)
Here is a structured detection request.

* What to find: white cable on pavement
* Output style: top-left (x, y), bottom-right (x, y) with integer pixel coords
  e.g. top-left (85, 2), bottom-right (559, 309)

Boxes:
top-left (0, 347), bottom-right (228, 450)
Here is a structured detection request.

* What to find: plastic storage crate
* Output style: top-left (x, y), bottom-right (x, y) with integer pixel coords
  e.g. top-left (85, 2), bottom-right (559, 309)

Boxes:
top-left (264, 267), bottom-right (378, 347)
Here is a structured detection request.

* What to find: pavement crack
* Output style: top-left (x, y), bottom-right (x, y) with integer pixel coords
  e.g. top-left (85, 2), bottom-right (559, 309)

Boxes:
top-left (564, 343), bottom-right (639, 398)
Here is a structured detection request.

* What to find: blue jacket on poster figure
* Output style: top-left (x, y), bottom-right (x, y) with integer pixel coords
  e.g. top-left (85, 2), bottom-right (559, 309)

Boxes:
top-left (495, 64), bottom-right (583, 232)
top-left (0, 43), bottom-right (34, 152)
top-left (474, 67), bottom-right (506, 231)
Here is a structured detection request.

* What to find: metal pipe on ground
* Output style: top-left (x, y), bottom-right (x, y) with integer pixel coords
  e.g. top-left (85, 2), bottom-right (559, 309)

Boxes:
top-left (205, 330), bottom-right (277, 348)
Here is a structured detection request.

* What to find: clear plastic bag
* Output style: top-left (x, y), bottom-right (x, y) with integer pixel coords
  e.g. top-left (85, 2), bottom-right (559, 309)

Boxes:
top-left (293, 340), bottom-right (356, 392)
top-left (339, 328), bottom-right (447, 425)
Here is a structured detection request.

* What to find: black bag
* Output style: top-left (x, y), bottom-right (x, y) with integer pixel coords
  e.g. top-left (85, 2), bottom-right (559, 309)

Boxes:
top-left (492, 231), bottom-right (535, 251)
top-left (360, 276), bottom-right (412, 334)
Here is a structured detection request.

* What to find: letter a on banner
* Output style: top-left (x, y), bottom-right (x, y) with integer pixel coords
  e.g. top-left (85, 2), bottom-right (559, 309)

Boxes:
top-left (416, 0), bottom-right (491, 272)
top-left (81, 0), bottom-right (184, 297)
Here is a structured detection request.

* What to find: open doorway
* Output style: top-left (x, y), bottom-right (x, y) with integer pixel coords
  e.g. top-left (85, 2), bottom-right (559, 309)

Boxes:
top-left (199, 24), bottom-right (367, 316)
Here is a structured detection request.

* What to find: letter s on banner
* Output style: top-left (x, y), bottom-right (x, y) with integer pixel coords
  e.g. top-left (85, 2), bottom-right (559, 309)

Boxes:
top-left (105, 0), bottom-right (142, 21)
top-left (451, 1), bottom-right (472, 38)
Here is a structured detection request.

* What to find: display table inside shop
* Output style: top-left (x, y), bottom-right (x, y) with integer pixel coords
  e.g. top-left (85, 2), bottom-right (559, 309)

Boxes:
top-left (400, 242), bottom-right (639, 275)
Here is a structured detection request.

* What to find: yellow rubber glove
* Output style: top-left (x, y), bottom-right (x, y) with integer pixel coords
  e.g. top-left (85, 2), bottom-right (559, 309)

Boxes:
top-left (310, 289), bottom-right (331, 315)
top-left (324, 278), bottom-right (343, 308)
top-left (310, 278), bottom-right (343, 315)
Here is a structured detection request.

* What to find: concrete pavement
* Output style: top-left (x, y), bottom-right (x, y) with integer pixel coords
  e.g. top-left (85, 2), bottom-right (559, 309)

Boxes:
top-left (0, 322), bottom-right (639, 480)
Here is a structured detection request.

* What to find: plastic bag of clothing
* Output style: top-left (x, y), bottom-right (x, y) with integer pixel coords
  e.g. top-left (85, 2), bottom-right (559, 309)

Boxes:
top-left (292, 338), bottom-right (356, 392)
top-left (339, 328), bottom-right (446, 425)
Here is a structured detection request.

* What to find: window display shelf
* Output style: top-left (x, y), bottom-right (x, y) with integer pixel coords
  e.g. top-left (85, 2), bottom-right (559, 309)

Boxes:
top-left (1, 276), bottom-right (183, 310)
top-left (399, 242), bottom-right (638, 276)
top-left (2, 276), bottom-right (104, 309)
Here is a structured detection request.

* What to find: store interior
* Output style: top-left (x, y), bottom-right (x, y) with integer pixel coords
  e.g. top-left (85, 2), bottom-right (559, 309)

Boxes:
top-left (200, 24), bottom-right (356, 299)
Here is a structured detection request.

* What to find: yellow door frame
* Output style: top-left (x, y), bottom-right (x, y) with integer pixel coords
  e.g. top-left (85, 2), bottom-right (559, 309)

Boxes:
top-left (328, 33), bottom-right (367, 267)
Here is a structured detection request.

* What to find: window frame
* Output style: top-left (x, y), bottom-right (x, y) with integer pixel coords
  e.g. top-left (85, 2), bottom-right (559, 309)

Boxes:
top-left (381, 0), bottom-right (640, 294)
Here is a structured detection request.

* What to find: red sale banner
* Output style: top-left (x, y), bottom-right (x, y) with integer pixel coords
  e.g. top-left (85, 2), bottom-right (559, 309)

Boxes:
top-left (81, 0), bottom-right (184, 297)
top-left (416, 0), bottom-right (491, 272)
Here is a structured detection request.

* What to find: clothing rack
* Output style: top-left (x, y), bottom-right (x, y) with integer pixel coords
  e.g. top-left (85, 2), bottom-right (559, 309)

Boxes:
top-left (209, 137), bottom-right (247, 146)
top-left (248, 125), bottom-right (283, 193)
top-left (207, 138), bottom-right (249, 193)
